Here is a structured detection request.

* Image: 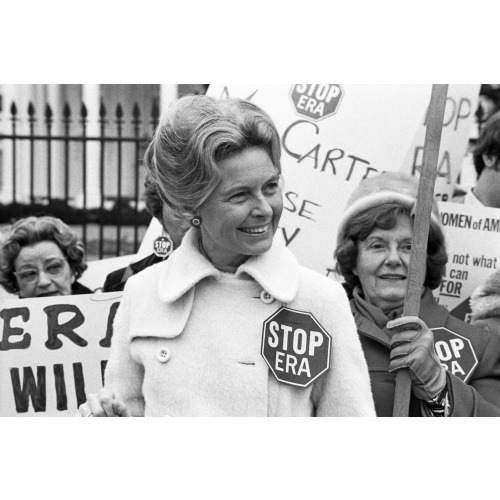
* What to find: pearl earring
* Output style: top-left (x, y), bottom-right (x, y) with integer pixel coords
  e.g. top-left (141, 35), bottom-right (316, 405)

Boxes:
top-left (190, 216), bottom-right (202, 227)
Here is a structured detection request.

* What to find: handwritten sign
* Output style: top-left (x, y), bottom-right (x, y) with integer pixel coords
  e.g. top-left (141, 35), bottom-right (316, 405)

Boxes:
top-left (434, 201), bottom-right (500, 321)
top-left (0, 292), bottom-right (121, 417)
top-left (400, 84), bottom-right (480, 201)
top-left (207, 84), bottom-right (432, 276)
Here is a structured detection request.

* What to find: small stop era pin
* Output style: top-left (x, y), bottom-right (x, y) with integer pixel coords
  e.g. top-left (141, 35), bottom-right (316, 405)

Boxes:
top-left (153, 234), bottom-right (174, 258)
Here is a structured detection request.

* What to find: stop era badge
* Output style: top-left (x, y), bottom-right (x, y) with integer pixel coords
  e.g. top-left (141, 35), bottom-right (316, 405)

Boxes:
top-left (153, 235), bottom-right (173, 258)
top-left (289, 84), bottom-right (344, 122)
top-left (432, 327), bottom-right (478, 382)
top-left (261, 307), bottom-right (332, 388)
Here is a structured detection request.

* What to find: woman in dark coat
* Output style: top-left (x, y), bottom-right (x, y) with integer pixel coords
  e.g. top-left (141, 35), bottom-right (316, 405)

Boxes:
top-left (335, 172), bottom-right (500, 417)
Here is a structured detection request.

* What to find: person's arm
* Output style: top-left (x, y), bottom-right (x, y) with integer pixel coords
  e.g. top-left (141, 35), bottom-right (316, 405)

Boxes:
top-left (102, 267), bottom-right (125, 293)
top-left (446, 331), bottom-right (500, 417)
top-left (388, 316), bottom-right (500, 417)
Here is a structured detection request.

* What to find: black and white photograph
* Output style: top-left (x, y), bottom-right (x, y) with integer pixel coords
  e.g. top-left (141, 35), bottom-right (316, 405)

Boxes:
top-left (1, 83), bottom-right (499, 418)
top-left (2, 2), bottom-right (499, 499)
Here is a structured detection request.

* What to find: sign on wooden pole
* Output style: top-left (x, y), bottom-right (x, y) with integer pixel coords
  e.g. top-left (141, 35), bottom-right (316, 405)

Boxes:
top-left (392, 84), bottom-right (449, 417)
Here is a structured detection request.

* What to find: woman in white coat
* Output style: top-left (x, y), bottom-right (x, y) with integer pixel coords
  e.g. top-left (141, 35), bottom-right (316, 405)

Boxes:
top-left (78, 95), bottom-right (375, 417)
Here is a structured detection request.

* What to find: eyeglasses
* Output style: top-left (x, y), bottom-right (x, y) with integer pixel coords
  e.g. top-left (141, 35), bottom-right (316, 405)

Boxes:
top-left (14, 260), bottom-right (68, 285)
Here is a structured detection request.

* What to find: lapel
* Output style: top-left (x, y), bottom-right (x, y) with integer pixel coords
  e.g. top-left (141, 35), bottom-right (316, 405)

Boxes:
top-left (419, 288), bottom-right (448, 327)
top-left (138, 229), bottom-right (300, 340)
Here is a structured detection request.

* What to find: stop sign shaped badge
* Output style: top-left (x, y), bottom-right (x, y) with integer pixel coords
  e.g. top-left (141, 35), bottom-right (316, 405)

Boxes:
top-left (153, 234), bottom-right (173, 258)
top-left (432, 327), bottom-right (478, 382)
top-left (262, 307), bottom-right (332, 388)
top-left (290, 84), bottom-right (344, 122)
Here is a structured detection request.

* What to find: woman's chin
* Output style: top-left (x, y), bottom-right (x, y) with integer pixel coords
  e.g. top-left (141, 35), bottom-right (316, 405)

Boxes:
top-left (245, 238), bottom-right (273, 256)
top-left (371, 290), bottom-right (405, 310)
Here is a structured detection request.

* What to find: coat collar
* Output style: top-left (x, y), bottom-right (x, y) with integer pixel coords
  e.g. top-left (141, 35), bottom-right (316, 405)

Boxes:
top-left (470, 268), bottom-right (500, 321)
top-left (351, 287), bottom-right (443, 348)
top-left (419, 287), bottom-right (448, 325)
top-left (157, 228), bottom-right (300, 304)
top-left (351, 300), bottom-right (391, 348)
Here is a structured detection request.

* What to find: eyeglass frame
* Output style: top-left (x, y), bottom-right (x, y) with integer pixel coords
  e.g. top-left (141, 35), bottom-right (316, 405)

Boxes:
top-left (14, 258), bottom-right (70, 286)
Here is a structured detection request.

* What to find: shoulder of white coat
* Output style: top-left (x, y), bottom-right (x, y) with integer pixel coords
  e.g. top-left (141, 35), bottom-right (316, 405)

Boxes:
top-left (296, 265), bottom-right (348, 300)
top-left (122, 258), bottom-right (169, 297)
top-left (293, 265), bottom-right (351, 318)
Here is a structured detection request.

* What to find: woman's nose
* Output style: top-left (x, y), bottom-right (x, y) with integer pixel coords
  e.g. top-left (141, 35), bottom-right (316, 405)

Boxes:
top-left (37, 270), bottom-right (52, 287)
top-left (385, 246), bottom-right (402, 265)
top-left (251, 195), bottom-right (273, 218)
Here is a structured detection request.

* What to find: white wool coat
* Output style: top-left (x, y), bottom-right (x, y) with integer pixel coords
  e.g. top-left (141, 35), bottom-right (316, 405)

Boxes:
top-left (104, 229), bottom-right (376, 417)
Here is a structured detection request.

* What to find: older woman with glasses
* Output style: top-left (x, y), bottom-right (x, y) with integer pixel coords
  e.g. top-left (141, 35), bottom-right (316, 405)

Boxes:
top-left (0, 216), bottom-right (91, 298)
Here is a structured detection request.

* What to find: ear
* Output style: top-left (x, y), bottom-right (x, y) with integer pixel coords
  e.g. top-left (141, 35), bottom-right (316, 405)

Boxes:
top-left (482, 153), bottom-right (498, 169)
top-left (352, 266), bottom-right (358, 277)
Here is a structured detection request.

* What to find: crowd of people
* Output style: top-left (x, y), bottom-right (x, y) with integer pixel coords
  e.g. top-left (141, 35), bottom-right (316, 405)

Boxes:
top-left (1, 93), bottom-right (500, 417)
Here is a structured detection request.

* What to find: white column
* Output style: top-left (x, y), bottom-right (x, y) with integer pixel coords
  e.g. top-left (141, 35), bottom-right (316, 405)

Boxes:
top-left (0, 84), bottom-right (33, 204)
top-left (160, 84), bottom-right (178, 118)
top-left (0, 84), bottom-right (15, 204)
top-left (47, 84), bottom-right (66, 200)
top-left (80, 84), bottom-right (101, 208)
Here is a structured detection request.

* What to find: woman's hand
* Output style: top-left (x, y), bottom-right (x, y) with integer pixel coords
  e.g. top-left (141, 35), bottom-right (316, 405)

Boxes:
top-left (387, 316), bottom-right (447, 401)
top-left (75, 388), bottom-right (131, 417)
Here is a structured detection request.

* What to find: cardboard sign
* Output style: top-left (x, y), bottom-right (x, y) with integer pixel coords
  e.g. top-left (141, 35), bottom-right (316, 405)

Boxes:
top-left (400, 84), bottom-right (480, 201)
top-left (432, 327), bottom-right (478, 382)
top-left (0, 292), bottom-right (121, 417)
top-left (207, 84), bottom-right (432, 277)
top-left (433, 202), bottom-right (500, 322)
top-left (153, 235), bottom-right (173, 258)
top-left (261, 307), bottom-right (331, 388)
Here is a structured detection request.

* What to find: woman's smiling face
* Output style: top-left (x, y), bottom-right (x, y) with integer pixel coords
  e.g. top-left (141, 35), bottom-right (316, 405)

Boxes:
top-left (198, 147), bottom-right (283, 271)
top-left (354, 213), bottom-right (413, 312)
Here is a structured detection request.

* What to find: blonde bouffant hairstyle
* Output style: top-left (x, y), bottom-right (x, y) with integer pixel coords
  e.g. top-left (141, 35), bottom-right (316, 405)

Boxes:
top-left (143, 95), bottom-right (282, 221)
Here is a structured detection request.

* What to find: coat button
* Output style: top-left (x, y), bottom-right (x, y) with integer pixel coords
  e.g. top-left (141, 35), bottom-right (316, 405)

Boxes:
top-left (157, 347), bottom-right (171, 363)
top-left (260, 290), bottom-right (275, 304)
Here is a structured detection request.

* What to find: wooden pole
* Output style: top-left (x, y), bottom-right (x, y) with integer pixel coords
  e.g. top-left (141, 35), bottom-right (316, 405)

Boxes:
top-left (392, 84), bottom-right (449, 417)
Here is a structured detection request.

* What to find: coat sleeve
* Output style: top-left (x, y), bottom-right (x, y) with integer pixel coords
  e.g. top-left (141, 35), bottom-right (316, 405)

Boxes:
top-left (104, 283), bottom-right (145, 416)
top-left (447, 325), bottom-right (500, 417)
top-left (312, 282), bottom-right (376, 417)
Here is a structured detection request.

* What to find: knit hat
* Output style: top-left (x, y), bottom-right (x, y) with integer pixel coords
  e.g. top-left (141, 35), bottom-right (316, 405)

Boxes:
top-left (336, 172), bottom-right (441, 244)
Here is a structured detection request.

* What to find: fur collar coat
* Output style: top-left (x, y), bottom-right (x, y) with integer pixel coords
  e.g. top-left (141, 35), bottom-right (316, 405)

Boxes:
top-left (470, 269), bottom-right (500, 340)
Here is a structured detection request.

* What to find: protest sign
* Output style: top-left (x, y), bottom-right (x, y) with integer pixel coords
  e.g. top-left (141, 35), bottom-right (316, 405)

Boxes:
top-left (434, 201), bottom-right (500, 322)
top-left (207, 84), bottom-right (432, 276)
top-left (0, 292), bottom-right (121, 417)
top-left (432, 327), bottom-right (478, 382)
top-left (400, 84), bottom-right (480, 201)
